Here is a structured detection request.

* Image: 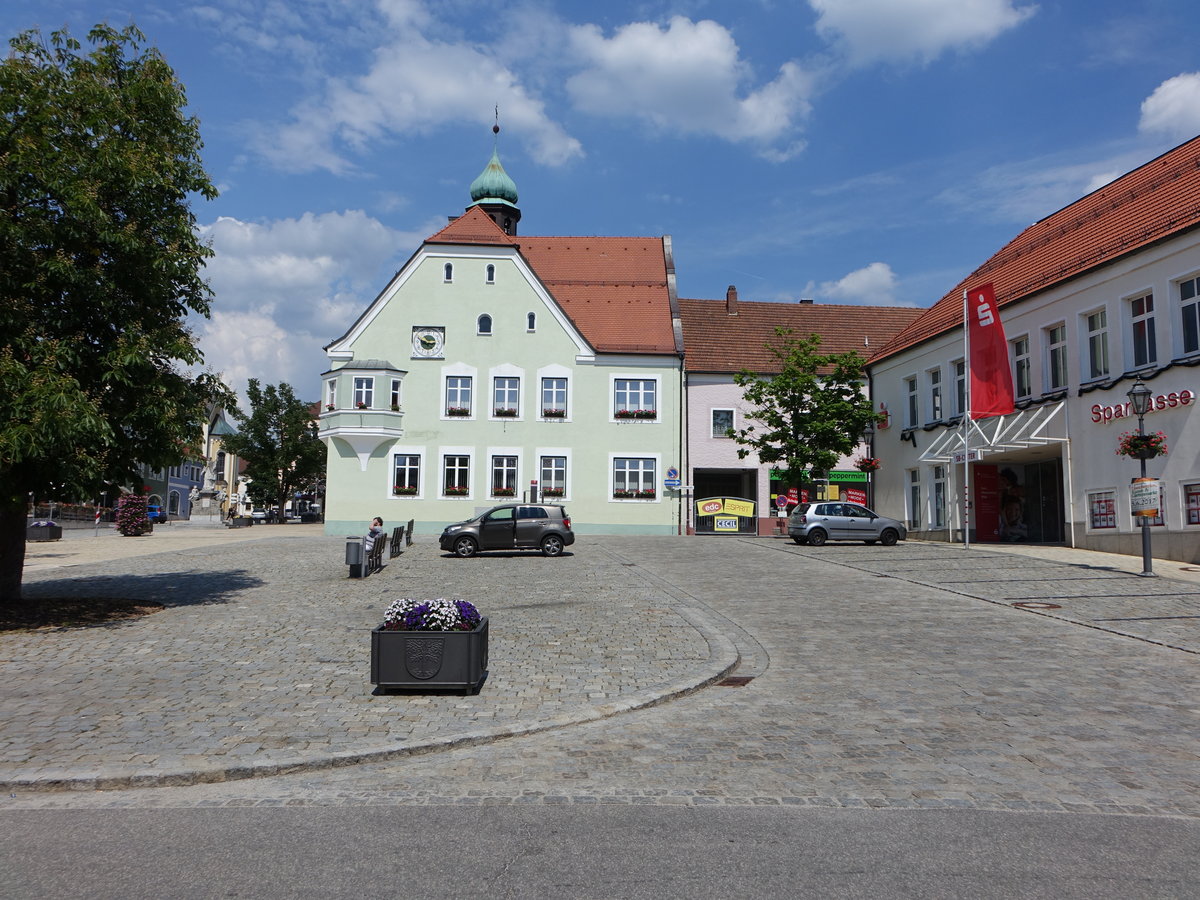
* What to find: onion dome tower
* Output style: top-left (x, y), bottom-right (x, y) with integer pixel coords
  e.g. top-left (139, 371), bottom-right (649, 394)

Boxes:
top-left (468, 121), bottom-right (521, 235)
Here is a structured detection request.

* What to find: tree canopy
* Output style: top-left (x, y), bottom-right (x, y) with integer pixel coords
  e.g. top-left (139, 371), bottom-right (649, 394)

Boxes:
top-left (0, 24), bottom-right (224, 602)
top-left (730, 329), bottom-right (879, 486)
top-left (220, 381), bottom-right (325, 521)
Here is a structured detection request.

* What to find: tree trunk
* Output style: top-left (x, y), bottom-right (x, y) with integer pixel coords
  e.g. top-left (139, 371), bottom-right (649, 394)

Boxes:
top-left (0, 495), bottom-right (29, 605)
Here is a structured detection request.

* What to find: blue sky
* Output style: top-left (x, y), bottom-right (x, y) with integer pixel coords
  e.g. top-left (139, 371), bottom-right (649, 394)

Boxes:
top-left (8, 0), bottom-right (1200, 402)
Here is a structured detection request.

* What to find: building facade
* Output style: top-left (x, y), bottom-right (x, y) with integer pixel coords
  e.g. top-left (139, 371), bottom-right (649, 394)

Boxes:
top-left (868, 135), bottom-right (1200, 563)
top-left (319, 150), bottom-right (683, 536)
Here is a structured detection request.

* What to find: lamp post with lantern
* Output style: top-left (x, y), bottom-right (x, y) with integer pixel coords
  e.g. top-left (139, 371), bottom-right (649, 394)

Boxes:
top-left (1126, 377), bottom-right (1156, 578)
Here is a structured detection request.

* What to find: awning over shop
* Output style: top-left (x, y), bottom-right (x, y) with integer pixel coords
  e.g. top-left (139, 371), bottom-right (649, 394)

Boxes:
top-left (918, 401), bottom-right (1068, 463)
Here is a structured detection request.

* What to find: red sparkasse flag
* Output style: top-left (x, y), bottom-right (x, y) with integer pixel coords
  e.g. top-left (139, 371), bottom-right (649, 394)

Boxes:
top-left (967, 282), bottom-right (1015, 419)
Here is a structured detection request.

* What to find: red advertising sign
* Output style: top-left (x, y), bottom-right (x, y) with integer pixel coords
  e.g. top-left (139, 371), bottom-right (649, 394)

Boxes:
top-left (787, 487), bottom-right (799, 502)
top-left (973, 464), bottom-right (1000, 542)
top-left (844, 488), bottom-right (867, 505)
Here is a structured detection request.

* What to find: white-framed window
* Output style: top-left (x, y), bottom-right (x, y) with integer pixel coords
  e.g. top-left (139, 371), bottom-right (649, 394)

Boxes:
top-left (1088, 490), bottom-right (1116, 529)
top-left (443, 262), bottom-right (454, 282)
top-left (443, 454), bottom-right (470, 495)
top-left (477, 314), bottom-right (492, 335)
top-left (353, 376), bottom-right (374, 409)
top-left (932, 465), bottom-right (946, 529)
top-left (613, 457), bottom-right (657, 499)
top-left (1084, 309), bottom-right (1109, 380)
top-left (927, 367), bottom-right (942, 421)
top-left (953, 359), bottom-right (966, 417)
top-left (1045, 323), bottom-right (1067, 391)
top-left (325, 379), bottom-right (336, 410)
top-left (908, 469), bottom-right (921, 529)
top-left (905, 376), bottom-right (918, 428)
top-left (541, 377), bottom-right (567, 418)
top-left (491, 455), bottom-right (518, 497)
top-left (493, 376), bottom-right (520, 417)
top-left (393, 454), bottom-right (421, 496)
top-left (485, 263), bottom-right (495, 284)
top-left (390, 378), bottom-right (402, 410)
top-left (527, 312), bottom-right (536, 331)
top-left (446, 376), bottom-right (472, 416)
top-left (711, 408), bottom-right (734, 438)
top-left (1180, 275), bottom-right (1200, 356)
top-left (1130, 291), bottom-right (1156, 368)
top-left (1011, 336), bottom-right (1031, 399)
top-left (541, 455), bottom-right (567, 497)
top-left (1185, 482), bottom-right (1200, 525)
top-left (613, 377), bottom-right (658, 420)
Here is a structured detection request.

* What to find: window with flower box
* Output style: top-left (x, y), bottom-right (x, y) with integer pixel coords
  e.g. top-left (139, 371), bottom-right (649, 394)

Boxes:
top-left (540, 456), bottom-right (567, 497)
top-left (393, 455), bottom-right (420, 496)
top-left (1185, 483), bottom-right (1200, 525)
top-left (1088, 490), bottom-right (1116, 529)
top-left (613, 457), bottom-right (656, 499)
top-left (353, 376), bottom-right (373, 409)
top-left (491, 455), bottom-right (518, 497)
top-left (446, 376), bottom-right (472, 417)
top-left (443, 455), bottom-right (470, 495)
top-left (493, 376), bottom-right (520, 417)
top-left (541, 377), bottom-right (567, 418)
top-left (325, 379), bottom-right (336, 411)
top-left (614, 379), bottom-right (657, 420)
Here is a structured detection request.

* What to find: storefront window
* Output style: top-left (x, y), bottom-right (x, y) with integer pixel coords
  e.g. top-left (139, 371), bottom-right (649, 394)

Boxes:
top-left (1186, 483), bottom-right (1200, 525)
top-left (1088, 491), bottom-right (1116, 529)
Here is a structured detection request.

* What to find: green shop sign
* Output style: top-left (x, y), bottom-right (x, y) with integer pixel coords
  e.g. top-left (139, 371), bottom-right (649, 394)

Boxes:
top-left (770, 468), bottom-right (867, 483)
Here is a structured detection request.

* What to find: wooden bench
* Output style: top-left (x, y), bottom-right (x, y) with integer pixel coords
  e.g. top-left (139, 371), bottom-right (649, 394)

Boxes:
top-left (405, 519), bottom-right (415, 546)
top-left (365, 533), bottom-right (386, 575)
top-left (389, 526), bottom-right (405, 559)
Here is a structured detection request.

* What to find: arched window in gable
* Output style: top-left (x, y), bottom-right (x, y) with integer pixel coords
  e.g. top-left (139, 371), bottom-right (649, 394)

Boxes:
top-left (478, 314), bottom-right (493, 335)
top-left (527, 312), bottom-right (536, 332)
top-left (443, 262), bottom-right (454, 282)
top-left (485, 264), bottom-right (496, 284)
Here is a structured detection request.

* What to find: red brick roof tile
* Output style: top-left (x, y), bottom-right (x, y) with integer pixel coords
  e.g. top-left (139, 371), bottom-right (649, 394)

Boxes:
top-left (679, 298), bottom-right (922, 374)
top-left (426, 205), bottom-right (519, 245)
top-left (873, 135), bottom-right (1200, 362)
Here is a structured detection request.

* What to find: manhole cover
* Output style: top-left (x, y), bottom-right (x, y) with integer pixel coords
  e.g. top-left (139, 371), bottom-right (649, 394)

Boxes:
top-left (718, 675), bottom-right (755, 687)
top-left (1011, 601), bottom-right (1062, 610)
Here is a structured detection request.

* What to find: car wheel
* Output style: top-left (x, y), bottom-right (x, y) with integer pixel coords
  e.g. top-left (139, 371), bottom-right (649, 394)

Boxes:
top-left (453, 536), bottom-right (478, 558)
top-left (863, 540), bottom-right (877, 545)
top-left (807, 528), bottom-right (827, 547)
top-left (880, 528), bottom-right (899, 546)
top-left (541, 534), bottom-right (564, 557)
top-left (791, 536), bottom-right (805, 545)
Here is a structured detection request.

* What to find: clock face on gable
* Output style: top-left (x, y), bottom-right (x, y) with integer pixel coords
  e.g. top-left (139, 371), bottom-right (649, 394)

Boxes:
top-left (411, 326), bottom-right (445, 358)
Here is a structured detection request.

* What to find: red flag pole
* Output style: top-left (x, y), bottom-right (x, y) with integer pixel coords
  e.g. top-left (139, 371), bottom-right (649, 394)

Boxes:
top-left (962, 289), bottom-right (971, 550)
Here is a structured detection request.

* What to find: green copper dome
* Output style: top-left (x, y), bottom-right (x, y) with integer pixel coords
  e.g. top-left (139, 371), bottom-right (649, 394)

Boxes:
top-left (469, 148), bottom-right (519, 206)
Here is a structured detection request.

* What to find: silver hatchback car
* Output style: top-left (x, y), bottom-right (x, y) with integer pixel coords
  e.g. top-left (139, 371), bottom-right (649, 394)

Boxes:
top-left (788, 502), bottom-right (907, 546)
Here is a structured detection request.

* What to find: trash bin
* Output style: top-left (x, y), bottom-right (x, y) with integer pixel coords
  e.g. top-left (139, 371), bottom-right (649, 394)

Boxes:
top-left (346, 537), bottom-right (365, 578)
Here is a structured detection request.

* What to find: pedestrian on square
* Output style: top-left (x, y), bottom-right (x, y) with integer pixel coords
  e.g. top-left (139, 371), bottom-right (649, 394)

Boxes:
top-left (364, 516), bottom-right (384, 554)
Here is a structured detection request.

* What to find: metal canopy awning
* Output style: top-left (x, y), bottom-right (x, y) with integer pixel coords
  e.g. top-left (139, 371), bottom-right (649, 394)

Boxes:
top-left (919, 401), bottom-right (1068, 463)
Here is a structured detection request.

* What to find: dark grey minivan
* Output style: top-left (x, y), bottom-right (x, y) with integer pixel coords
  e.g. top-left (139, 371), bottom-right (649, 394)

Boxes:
top-left (439, 503), bottom-right (575, 557)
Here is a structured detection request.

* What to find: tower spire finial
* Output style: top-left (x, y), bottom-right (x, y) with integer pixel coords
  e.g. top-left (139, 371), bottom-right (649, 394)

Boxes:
top-left (493, 105), bottom-right (500, 137)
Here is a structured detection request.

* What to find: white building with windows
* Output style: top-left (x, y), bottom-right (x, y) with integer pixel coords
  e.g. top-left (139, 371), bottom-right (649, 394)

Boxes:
top-left (319, 145), bottom-right (684, 536)
top-left (868, 134), bottom-right (1200, 562)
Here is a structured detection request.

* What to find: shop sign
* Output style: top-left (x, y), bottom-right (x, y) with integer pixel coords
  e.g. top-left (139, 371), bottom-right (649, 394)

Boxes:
top-left (1130, 478), bottom-right (1162, 518)
top-left (829, 470), bottom-right (868, 482)
top-left (1092, 389), bottom-right (1194, 423)
top-left (695, 497), bottom-right (756, 518)
top-left (844, 488), bottom-right (867, 505)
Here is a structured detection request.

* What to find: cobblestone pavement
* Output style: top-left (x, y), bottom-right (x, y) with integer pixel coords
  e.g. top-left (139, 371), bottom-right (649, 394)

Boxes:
top-left (5, 531), bottom-right (1200, 818)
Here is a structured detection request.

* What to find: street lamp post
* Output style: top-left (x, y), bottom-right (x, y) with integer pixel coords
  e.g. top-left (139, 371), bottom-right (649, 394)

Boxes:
top-left (1126, 377), bottom-right (1156, 578)
top-left (862, 421), bottom-right (876, 509)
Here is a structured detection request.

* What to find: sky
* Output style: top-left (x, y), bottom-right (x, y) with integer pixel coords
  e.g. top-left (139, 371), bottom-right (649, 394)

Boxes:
top-left (7, 0), bottom-right (1200, 403)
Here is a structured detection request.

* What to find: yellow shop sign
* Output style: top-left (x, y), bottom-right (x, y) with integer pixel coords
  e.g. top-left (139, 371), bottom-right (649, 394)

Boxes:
top-left (695, 497), bottom-right (756, 518)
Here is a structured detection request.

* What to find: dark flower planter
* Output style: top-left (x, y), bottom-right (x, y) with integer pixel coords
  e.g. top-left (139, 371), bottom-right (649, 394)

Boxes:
top-left (26, 524), bottom-right (63, 542)
top-left (1128, 448), bottom-right (1163, 460)
top-left (371, 618), bottom-right (488, 694)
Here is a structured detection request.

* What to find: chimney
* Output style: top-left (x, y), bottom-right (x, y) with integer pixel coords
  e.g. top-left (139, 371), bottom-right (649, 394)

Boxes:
top-left (726, 285), bottom-right (738, 315)
top-left (798, 297), bottom-right (814, 304)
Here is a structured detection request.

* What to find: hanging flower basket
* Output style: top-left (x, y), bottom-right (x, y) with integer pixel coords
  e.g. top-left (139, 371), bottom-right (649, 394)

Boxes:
top-left (1116, 431), bottom-right (1167, 459)
top-left (855, 456), bottom-right (881, 472)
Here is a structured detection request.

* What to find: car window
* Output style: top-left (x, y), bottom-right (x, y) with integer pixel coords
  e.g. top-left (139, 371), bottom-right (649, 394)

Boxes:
top-left (516, 506), bottom-right (548, 520)
top-left (819, 504), bottom-right (842, 516)
top-left (486, 507), bottom-right (514, 522)
top-left (845, 505), bottom-right (870, 518)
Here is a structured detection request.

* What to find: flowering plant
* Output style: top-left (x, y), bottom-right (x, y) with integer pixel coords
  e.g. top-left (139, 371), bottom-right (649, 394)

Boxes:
top-left (1116, 430), bottom-right (1167, 458)
top-left (542, 408), bottom-right (566, 418)
top-left (392, 485), bottom-right (418, 495)
top-left (325, 403), bottom-right (335, 411)
top-left (382, 598), bottom-right (482, 632)
top-left (635, 489), bottom-right (656, 499)
top-left (30, 520), bottom-right (58, 527)
top-left (614, 409), bottom-right (656, 420)
top-left (541, 487), bottom-right (564, 498)
top-left (612, 489), bottom-right (634, 498)
top-left (356, 401), bottom-right (368, 409)
top-left (446, 407), bottom-right (470, 417)
top-left (444, 485), bottom-right (469, 496)
top-left (855, 456), bottom-right (881, 472)
top-left (493, 408), bottom-right (518, 417)
top-left (116, 493), bottom-right (151, 536)
top-left (492, 487), bottom-right (515, 497)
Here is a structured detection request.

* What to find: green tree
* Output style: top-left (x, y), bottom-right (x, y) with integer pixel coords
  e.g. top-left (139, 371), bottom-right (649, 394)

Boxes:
top-left (731, 329), bottom-right (880, 486)
top-left (0, 24), bottom-right (225, 603)
top-left (221, 381), bottom-right (325, 521)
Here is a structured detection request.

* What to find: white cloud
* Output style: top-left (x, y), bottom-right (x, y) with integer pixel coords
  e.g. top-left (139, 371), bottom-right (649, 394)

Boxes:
top-left (259, 12), bottom-right (582, 173)
top-left (813, 262), bottom-right (899, 304)
top-left (810, 0), bottom-right (1036, 66)
top-left (1139, 73), bottom-right (1200, 141)
top-left (566, 17), bottom-right (814, 156)
top-left (194, 210), bottom-right (431, 397)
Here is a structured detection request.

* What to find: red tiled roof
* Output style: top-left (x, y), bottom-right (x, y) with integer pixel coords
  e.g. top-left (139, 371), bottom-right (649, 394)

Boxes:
top-left (423, 208), bottom-right (677, 355)
top-left (872, 134), bottom-right (1200, 362)
top-left (679, 298), bottom-right (922, 374)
